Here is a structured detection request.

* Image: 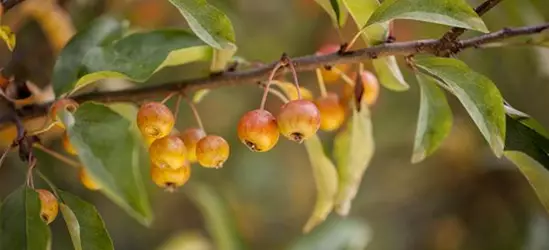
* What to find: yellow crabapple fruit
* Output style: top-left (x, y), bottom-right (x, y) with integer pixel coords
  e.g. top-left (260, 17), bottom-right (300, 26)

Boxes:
top-left (150, 162), bottom-right (191, 192)
top-left (277, 100), bottom-right (321, 143)
top-left (314, 92), bottom-right (346, 131)
top-left (237, 109), bottom-right (279, 152)
top-left (79, 168), bottom-right (100, 191)
top-left (62, 132), bottom-right (77, 155)
top-left (136, 102), bottom-right (175, 139)
top-left (149, 135), bottom-right (187, 169)
top-left (36, 189), bottom-right (58, 224)
top-left (343, 70), bottom-right (380, 107)
top-left (196, 135), bottom-right (230, 168)
top-left (179, 128), bottom-right (206, 163)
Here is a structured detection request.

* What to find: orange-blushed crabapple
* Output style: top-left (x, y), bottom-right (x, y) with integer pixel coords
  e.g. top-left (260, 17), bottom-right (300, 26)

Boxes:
top-left (314, 92), bottom-right (346, 131)
top-left (136, 102), bottom-right (174, 139)
top-left (196, 135), bottom-right (230, 168)
top-left (49, 99), bottom-right (79, 128)
top-left (149, 135), bottom-right (187, 169)
top-left (315, 44), bottom-right (350, 83)
top-left (150, 162), bottom-right (191, 192)
top-left (36, 189), bottom-right (58, 224)
top-left (79, 168), bottom-right (100, 191)
top-left (179, 128), bottom-right (206, 163)
top-left (343, 70), bottom-right (380, 107)
top-left (277, 100), bottom-right (321, 143)
top-left (237, 109), bottom-right (279, 152)
top-left (62, 132), bottom-right (77, 155)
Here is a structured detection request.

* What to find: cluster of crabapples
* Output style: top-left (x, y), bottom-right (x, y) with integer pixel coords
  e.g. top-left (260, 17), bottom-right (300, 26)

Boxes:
top-left (238, 44), bottom-right (380, 152)
top-left (136, 101), bottom-right (229, 191)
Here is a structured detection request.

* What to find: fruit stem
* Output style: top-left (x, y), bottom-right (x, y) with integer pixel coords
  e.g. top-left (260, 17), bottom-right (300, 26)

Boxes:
top-left (0, 145), bottom-right (13, 171)
top-left (34, 143), bottom-right (80, 168)
top-left (37, 170), bottom-right (60, 198)
top-left (264, 85), bottom-right (290, 103)
top-left (283, 55), bottom-right (302, 100)
top-left (25, 156), bottom-right (37, 189)
top-left (330, 67), bottom-right (355, 87)
top-left (184, 96), bottom-right (205, 132)
top-left (161, 92), bottom-right (177, 104)
top-left (260, 61), bottom-right (283, 110)
top-left (173, 94), bottom-right (182, 123)
top-left (315, 68), bottom-right (328, 97)
top-left (345, 29), bottom-right (371, 52)
top-left (28, 122), bottom-right (59, 136)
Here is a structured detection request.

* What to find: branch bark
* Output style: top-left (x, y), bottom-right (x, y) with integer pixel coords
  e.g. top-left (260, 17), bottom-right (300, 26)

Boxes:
top-left (440, 0), bottom-right (504, 42)
top-left (10, 22), bottom-right (549, 121)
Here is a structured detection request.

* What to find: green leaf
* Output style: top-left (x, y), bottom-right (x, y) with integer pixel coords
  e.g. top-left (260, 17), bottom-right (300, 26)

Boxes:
top-left (412, 73), bottom-right (452, 163)
top-left (61, 102), bottom-right (153, 225)
top-left (167, 0), bottom-right (235, 50)
top-left (342, 0), bottom-right (409, 91)
top-left (289, 217), bottom-right (371, 250)
top-left (185, 184), bottom-right (242, 250)
top-left (54, 28), bottom-right (211, 97)
top-left (0, 26), bottom-right (16, 51)
top-left (415, 57), bottom-right (505, 157)
top-left (52, 16), bottom-right (124, 97)
top-left (333, 101), bottom-right (375, 216)
top-left (59, 191), bottom-right (114, 250)
top-left (372, 57), bottom-right (409, 91)
top-left (505, 115), bottom-right (549, 167)
top-left (505, 151), bottom-right (549, 212)
top-left (366, 0), bottom-right (488, 32)
top-left (314, 0), bottom-right (348, 28)
top-left (0, 186), bottom-right (51, 250)
top-left (302, 135), bottom-right (339, 233)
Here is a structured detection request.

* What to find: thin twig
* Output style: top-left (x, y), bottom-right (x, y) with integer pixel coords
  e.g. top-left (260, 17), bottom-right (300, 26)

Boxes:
top-left (0, 145), bottom-right (13, 171)
top-left (173, 94), bottom-right (182, 122)
top-left (9, 23), bottom-right (549, 122)
top-left (260, 61), bottom-right (283, 110)
top-left (315, 69), bottom-right (328, 97)
top-left (283, 55), bottom-right (302, 100)
top-left (34, 143), bottom-right (80, 168)
top-left (161, 92), bottom-right (177, 104)
top-left (184, 96), bottom-right (204, 132)
top-left (439, 0), bottom-right (504, 51)
top-left (266, 88), bottom-right (290, 104)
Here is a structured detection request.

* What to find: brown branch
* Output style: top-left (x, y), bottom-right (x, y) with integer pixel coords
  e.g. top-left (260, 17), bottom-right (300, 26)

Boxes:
top-left (11, 22), bottom-right (549, 121)
top-left (1, 0), bottom-right (26, 12)
top-left (440, 0), bottom-right (504, 42)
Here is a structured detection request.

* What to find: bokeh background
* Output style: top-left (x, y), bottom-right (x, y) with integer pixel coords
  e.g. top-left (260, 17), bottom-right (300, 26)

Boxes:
top-left (1, 0), bottom-right (549, 249)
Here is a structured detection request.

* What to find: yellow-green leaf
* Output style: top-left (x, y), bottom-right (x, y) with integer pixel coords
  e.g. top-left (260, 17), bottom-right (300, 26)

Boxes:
top-left (505, 151), bottom-right (549, 212)
top-left (412, 73), bottom-right (452, 163)
top-left (366, 0), bottom-right (488, 32)
top-left (313, 0), bottom-right (349, 28)
top-left (415, 57), bottom-right (505, 157)
top-left (333, 100), bottom-right (375, 216)
top-left (303, 135), bottom-right (339, 233)
top-left (0, 186), bottom-right (51, 250)
top-left (0, 25), bottom-right (16, 51)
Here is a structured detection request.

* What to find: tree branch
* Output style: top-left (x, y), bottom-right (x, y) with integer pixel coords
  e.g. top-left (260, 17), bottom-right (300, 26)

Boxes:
top-left (11, 22), bottom-right (549, 121)
top-left (440, 0), bottom-right (504, 42)
top-left (1, 0), bottom-right (26, 12)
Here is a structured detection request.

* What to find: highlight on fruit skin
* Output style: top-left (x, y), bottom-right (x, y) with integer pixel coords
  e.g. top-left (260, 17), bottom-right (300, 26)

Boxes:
top-left (136, 102), bottom-right (175, 139)
top-left (79, 168), bottom-right (100, 191)
top-left (179, 128), bottom-right (206, 163)
top-left (196, 135), bottom-right (230, 168)
top-left (150, 162), bottom-right (191, 192)
top-left (49, 98), bottom-right (79, 128)
top-left (237, 109), bottom-right (279, 152)
top-left (343, 70), bottom-right (380, 107)
top-left (36, 189), bottom-right (59, 225)
top-left (277, 100), bottom-right (321, 143)
top-left (62, 132), bottom-right (77, 155)
top-left (315, 44), bottom-right (350, 83)
top-left (314, 92), bottom-right (346, 131)
top-left (149, 135), bottom-right (187, 170)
